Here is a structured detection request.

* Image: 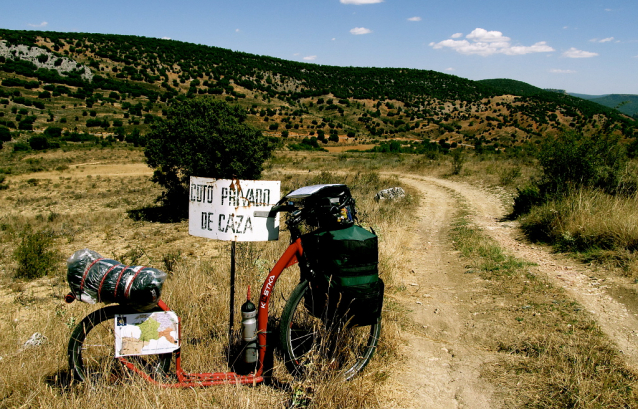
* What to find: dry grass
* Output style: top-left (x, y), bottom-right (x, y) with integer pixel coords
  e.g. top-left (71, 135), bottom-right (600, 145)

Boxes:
top-left (520, 188), bottom-right (638, 277)
top-left (0, 148), bottom-right (415, 408)
top-left (451, 216), bottom-right (638, 408)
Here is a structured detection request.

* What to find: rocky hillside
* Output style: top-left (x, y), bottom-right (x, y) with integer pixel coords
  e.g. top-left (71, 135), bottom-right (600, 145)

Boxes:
top-left (0, 29), bottom-right (635, 154)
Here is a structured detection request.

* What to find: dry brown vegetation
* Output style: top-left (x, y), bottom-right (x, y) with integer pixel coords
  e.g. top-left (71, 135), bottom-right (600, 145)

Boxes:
top-left (0, 147), bottom-right (415, 408)
top-left (2, 146), bottom-right (638, 408)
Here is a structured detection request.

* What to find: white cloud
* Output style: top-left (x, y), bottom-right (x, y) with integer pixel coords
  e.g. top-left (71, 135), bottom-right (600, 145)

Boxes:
top-left (430, 28), bottom-right (554, 56)
top-left (235, 29), bottom-right (241, 33)
top-left (161, 37), bottom-right (171, 40)
top-left (590, 37), bottom-right (614, 43)
top-left (550, 69), bottom-right (576, 74)
top-left (466, 28), bottom-right (510, 43)
top-left (340, 0), bottom-right (383, 4)
top-left (407, 17), bottom-right (422, 22)
top-left (445, 67), bottom-right (455, 71)
top-left (350, 27), bottom-right (372, 35)
top-left (303, 55), bottom-right (317, 61)
top-left (331, 38), bottom-right (336, 41)
top-left (28, 21), bottom-right (48, 28)
top-left (451, 33), bottom-right (463, 39)
top-left (563, 47), bottom-right (598, 58)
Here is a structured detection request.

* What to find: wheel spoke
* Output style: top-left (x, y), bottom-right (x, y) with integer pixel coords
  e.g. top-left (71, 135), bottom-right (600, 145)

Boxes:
top-left (279, 280), bottom-right (380, 380)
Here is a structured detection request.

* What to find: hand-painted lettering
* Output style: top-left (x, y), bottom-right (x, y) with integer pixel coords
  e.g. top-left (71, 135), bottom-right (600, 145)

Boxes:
top-left (201, 212), bottom-right (215, 230)
top-left (207, 212), bottom-right (214, 231)
top-left (190, 184), bottom-right (214, 203)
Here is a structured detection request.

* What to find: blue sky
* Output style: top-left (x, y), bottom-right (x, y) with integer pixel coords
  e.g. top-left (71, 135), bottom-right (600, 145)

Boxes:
top-left (1, 0), bottom-right (636, 95)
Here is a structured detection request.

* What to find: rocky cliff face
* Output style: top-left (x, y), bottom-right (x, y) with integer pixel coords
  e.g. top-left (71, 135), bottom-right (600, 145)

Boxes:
top-left (0, 40), bottom-right (93, 82)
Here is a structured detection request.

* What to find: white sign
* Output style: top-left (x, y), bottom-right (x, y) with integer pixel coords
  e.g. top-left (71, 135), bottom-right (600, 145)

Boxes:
top-left (188, 177), bottom-right (280, 241)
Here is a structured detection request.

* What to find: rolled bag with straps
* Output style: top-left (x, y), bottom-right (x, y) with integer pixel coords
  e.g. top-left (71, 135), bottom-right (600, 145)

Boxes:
top-left (67, 249), bottom-right (167, 311)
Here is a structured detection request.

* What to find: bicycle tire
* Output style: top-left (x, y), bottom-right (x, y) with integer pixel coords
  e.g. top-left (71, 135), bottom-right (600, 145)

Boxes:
top-left (68, 305), bottom-right (172, 384)
top-left (279, 279), bottom-right (381, 381)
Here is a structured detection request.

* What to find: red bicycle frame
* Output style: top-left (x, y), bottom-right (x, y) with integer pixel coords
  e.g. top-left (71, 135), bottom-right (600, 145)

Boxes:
top-left (117, 238), bottom-right (304, 387)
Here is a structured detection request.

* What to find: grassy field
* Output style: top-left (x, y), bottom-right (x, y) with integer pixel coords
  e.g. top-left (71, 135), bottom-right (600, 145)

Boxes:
top-left (2, 145), bottom-right (638, 407)
top-left (0, 146), bottom-right (418, 408)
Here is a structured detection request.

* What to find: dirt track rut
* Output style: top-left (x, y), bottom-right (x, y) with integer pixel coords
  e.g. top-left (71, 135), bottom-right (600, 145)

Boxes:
top-left (386, 174), bottom-right (638, 408)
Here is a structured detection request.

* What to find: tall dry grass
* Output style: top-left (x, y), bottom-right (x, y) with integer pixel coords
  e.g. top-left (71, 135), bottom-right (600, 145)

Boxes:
top-left (452, 215), bottom-right (638, 408)
top-left (521, 188), bottom-right (638, 275)
top-left (0, 149), bottom-right (415, 408)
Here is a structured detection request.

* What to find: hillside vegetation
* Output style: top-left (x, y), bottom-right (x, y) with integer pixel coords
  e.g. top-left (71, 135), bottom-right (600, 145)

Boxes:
top-left (0, 29), bottom-right (636, 158)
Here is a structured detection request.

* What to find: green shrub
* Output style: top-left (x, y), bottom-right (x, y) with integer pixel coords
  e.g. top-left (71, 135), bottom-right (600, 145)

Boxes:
top-left (13, 142), bottom-right (30, 152)
top-left (13, 229), bottom-right (59, 280)
top-left (145, 98), bottom-right (273, 214)
top-left (29, 135), bottom-right (50, 150)
top-left (512, 184), bottom-right (543, 217)
top-left (513, 132), bottom-right (627, 217)
top-left (0, 126), bottom-right (11, 142)
top-left (537, 131), bottom-right (626, 196)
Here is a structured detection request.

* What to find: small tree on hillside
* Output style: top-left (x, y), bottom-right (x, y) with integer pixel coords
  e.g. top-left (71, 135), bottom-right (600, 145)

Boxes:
top-left (145, 97), bottom-right (274, 215)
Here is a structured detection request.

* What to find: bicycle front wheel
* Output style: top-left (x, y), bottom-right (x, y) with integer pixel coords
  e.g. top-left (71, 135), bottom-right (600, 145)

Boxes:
top-left (68, 305), bottom-right (172, 384)
top-left (279, 280), bottom-right (381, 381)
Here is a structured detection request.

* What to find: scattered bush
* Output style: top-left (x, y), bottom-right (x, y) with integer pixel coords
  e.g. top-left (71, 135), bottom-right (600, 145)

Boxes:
top-left (450, 149), bottom-right (465, 175)
top-left (13, 228), bottom-right (59, 280)
top-left (13, 142), bottom-right (30, 152)
top-left (0, 126), bottom-right (11, 142)
top-left (28, 134), bottom-right (50, 150)
top-left (512, 132), bottom-right (627, 217)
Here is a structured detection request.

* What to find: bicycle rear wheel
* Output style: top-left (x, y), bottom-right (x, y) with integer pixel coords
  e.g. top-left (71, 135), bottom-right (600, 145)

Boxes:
top-left (279, 280), bottom-right (381, 381)
top-left (68, 305), bottom-right (172, 384)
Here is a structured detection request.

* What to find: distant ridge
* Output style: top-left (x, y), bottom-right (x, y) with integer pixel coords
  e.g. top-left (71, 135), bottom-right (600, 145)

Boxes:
top-left (0, 29), bottom-right (635, 152)
top-left (477, 79), bottom-right (546, 97)
top-left (569, 93), bottom-right (610, 100)
top-left (584, 94), bottom-right (638, 117)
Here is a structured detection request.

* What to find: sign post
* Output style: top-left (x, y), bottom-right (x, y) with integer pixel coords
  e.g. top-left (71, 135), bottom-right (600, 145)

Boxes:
top-left (188, 177), bottom-right (280, 344)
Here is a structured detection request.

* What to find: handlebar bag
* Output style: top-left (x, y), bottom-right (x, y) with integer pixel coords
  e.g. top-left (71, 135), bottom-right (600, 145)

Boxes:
top-left (302, 225), bottom-right (384, 327)
top-left (67, 249), bottom-right (167, 311)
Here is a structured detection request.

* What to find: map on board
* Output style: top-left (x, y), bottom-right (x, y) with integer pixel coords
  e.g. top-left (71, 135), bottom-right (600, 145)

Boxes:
top-left (114, 311), bottom-right (179, 357)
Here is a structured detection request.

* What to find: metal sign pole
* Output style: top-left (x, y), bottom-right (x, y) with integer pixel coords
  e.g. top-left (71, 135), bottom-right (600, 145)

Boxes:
top-left (229, 240), bottom-right (236, 342)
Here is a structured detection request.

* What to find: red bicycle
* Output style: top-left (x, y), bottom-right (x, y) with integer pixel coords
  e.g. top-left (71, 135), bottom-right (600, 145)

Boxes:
top-left (66, 184), bottom-right (382, 387)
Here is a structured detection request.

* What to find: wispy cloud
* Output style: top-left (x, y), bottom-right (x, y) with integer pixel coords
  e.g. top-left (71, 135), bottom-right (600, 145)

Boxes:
top-left (340, 0), bottom-right (383, 4)
top-left (430, 28), bottom-right (554, 56)
top-left (303, 55), bottom-right (317, 61)
top-left (445, 67), bottom-right (455, 71)
top-left (407, 16), bottom-right (421, 22)
top-left (550, 69), bottom-right (576, 74)
top-left (350, 27), bottom-right (372, 35)
top-left (563, 47), bottom-right (598, 58)
top-left (28, 21), bottom-right (48, 28)
top-left (590, 37), bottom-right (614, 43)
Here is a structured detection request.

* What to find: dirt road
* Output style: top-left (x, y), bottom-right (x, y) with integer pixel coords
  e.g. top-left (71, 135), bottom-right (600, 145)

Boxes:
top-left (387, 174), bottom-right (638, 408)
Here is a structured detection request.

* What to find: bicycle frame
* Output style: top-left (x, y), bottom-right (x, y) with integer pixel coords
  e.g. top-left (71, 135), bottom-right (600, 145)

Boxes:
top-left (116, 238), bottom-right (304, 388)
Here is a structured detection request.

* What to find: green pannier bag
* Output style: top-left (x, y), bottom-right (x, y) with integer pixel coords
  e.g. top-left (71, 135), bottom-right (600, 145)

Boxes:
top-left (302, 225), bottom-right (384, 327)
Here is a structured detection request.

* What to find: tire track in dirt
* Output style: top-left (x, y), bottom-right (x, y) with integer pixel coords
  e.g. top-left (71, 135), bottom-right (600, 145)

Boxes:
top-left (386, 176), bottom-right (501, 409)
top-left (404, 174), bottom-right (638, 373)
